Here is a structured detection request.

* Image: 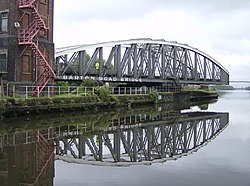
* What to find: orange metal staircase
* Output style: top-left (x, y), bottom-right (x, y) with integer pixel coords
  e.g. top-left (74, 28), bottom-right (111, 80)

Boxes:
top-left (18, 0), bottom-right (55, 97)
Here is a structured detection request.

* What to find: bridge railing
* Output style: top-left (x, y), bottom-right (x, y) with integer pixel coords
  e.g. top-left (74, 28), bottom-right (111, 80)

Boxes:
top-left (6, 85), bottom-right (95, 98)
top-left (5, 85), bottom-right (179, 98)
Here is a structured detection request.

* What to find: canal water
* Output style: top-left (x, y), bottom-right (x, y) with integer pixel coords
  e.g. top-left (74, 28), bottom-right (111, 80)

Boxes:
top-left (0, 90), bottom-right (250, 185)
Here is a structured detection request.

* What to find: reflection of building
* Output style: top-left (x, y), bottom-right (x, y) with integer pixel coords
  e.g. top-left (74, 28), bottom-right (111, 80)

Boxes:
top-left (0, 130), bottom-right (55, 185)
top-left (0, 149), bottom-right (8, 185)
top-left (0, 0), bottom-right (54, 93)
top-left (56, 111), bottom-right (229, 166)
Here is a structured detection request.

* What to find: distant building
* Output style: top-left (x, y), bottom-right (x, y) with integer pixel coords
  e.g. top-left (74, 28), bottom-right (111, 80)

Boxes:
top-left (0, 0), bottom-right (54, 88)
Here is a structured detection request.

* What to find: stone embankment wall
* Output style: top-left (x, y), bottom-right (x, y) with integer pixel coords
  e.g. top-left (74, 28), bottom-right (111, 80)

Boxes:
top-left (0, 91), bottom-right (218, 118)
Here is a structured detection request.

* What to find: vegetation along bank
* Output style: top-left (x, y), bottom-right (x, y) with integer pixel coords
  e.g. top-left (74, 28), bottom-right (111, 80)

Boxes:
top-left (0, 86), bottom-right (218, 119)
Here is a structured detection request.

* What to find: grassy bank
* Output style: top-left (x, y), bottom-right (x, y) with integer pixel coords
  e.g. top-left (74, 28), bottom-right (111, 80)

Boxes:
top-left (0, 89), bottom-right (218, 118)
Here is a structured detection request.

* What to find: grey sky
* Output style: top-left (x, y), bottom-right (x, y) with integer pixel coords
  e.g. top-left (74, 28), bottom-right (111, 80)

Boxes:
top-left (54, 0), bottom-right (250, 81)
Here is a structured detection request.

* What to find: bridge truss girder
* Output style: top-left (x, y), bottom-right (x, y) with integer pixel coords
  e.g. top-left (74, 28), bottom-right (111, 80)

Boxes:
top-left (55, 39), bottom-right (229, 85)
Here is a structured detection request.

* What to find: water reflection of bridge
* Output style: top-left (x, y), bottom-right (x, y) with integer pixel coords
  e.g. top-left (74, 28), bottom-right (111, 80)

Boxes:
top-left (0, 108), bottom-right (229, 185)
top-left (56, 111), bottom-right (229, 166)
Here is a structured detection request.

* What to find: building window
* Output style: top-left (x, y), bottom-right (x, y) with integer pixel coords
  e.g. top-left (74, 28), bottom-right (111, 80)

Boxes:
top-left (22, 55), bottom-right (31, 74)
top-left (0, 52), bottom-right (7, 72)
top-left (1, 12), bottom-right (8, 32)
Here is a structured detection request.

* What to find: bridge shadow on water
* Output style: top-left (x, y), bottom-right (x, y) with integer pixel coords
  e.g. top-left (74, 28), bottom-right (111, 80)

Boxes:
top-left (0, 100), bottom-right (229, 185)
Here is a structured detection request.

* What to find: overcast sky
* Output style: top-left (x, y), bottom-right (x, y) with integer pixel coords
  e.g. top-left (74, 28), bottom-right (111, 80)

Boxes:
top-left (54, 0), bottom-right (250, 81)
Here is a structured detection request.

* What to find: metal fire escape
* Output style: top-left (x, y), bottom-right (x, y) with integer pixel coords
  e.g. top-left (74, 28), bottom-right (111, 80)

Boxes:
top-left (18, 0), bottom-right (55, 97)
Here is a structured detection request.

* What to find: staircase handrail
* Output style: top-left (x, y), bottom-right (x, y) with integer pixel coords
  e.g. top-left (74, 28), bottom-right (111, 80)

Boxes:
top-left (19, 0), bottom-right (36, 7)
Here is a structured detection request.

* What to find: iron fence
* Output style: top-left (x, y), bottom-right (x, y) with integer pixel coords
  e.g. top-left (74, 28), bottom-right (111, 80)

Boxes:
top-left (5, 84), bottom-right (179, 98)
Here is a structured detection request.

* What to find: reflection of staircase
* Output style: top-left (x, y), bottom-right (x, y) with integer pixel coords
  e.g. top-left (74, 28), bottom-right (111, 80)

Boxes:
top-left (32, 130), bottom-right (54, 185)
top-left (19, 130), bottom-right (54, 186)
top-left (18, 0), bottom-right (55, 97)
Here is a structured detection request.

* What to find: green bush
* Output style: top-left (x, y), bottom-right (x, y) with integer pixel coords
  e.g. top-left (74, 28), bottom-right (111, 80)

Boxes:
top-left (0, 100), bottom-right (6, 119)
top-left (149, 90), bottom-right (159, 103)
top-left (110, 95), bottom-right (119, 104)
top-left (95, 86), bottom-right (111, 102)
top-left (81, 80), bottom-right (96, 87)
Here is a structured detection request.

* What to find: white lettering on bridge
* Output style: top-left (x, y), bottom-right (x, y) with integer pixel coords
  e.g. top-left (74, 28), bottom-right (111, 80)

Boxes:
top-left (60, 75), bottom-right (142, 82)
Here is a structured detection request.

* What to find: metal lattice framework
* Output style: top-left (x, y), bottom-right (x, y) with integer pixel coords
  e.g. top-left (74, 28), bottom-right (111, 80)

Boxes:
top-left (55, 111), bottom-right (229, 166)
top-left (55, 39), bottom-right (229, 85)
top-left (18, 0), bottom-right (55, 96)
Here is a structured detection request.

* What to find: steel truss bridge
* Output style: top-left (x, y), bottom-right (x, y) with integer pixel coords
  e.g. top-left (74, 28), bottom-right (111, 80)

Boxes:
top-left (55, 38), bottom-right (229, 86)
top-left (55, 111), bottom-right (229, 166)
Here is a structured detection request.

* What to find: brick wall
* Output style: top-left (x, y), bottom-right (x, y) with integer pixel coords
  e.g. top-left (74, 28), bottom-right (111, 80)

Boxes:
top-left (0, 0), bottom-right (8, 11)
top-left (0, 0), bottom-right (55, 84)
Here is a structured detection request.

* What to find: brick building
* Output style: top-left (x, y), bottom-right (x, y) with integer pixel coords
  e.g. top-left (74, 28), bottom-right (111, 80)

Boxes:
top-left (0, 0), bottom-right (54, 93)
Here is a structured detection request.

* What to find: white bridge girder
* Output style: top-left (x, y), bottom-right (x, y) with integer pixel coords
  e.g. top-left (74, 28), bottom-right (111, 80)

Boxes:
top-left (55, 39), bottom-right (229, 85)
